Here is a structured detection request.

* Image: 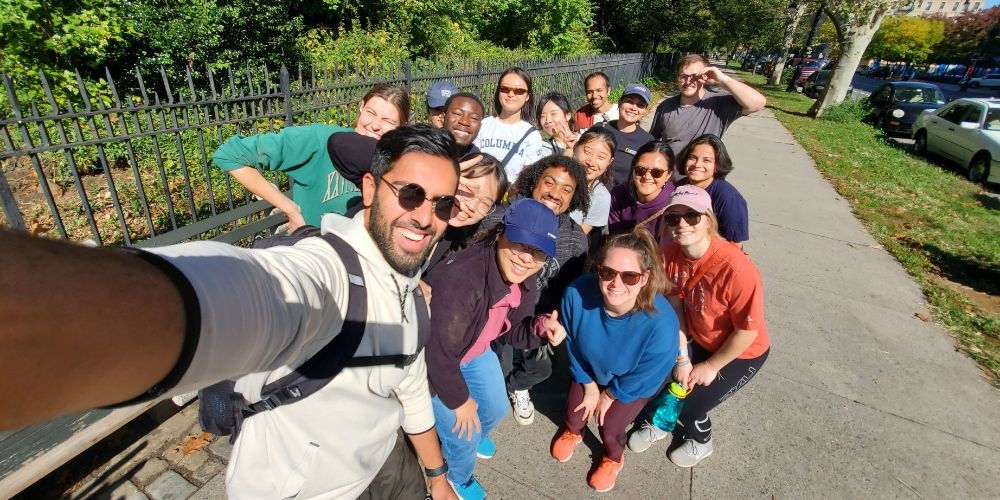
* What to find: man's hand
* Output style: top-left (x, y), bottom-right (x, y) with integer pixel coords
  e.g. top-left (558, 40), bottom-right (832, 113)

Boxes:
top-left (458, 154), bottom-right (484, 171)
top-left (428, 476), bottom-right (458, 500)
top-left (574, 383), bottom-right (600, 422)
top-left (541, 310), bottom-right (567, 346)
top-left (698, 66), bottom-right (729, 86)
top-left (452, 398), bottom-right (480, 440)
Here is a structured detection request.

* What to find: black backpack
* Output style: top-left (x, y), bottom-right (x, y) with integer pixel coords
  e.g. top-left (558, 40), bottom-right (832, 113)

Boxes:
top-left (198, 225), bottom-right (430, 442)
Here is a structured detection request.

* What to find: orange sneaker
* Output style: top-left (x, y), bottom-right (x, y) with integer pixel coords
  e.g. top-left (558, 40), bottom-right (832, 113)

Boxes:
top-left (550, 429), bottom-right (583, 462)
top-left (588, 455), bottom-right (624, 492)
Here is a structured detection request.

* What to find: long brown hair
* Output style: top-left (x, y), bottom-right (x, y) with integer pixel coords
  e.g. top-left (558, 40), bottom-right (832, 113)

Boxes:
top-left (593, 226), bottom-right (667, 313)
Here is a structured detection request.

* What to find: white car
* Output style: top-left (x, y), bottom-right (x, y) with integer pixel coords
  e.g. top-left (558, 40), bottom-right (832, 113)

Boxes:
top-left (968, 74), bottom-right (1000, 89)
top-left (912, 98), bottom-right (1000, 185)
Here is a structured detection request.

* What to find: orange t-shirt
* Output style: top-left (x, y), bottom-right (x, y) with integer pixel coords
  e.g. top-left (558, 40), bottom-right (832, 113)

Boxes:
top-left (663, 239), bottom-right (770, 359)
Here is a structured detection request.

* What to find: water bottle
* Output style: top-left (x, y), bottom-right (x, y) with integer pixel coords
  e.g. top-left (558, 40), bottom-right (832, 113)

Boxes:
top-left (650, 382), bottom-right (688, 432)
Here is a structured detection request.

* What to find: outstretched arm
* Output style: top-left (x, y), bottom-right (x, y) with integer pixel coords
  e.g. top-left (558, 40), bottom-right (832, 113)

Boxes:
top-left (0, 230), bottom-right (185, 430)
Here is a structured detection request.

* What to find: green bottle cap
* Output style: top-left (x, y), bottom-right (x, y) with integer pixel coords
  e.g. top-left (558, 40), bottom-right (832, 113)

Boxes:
top-left (668, 381), bottom-right (687, 399)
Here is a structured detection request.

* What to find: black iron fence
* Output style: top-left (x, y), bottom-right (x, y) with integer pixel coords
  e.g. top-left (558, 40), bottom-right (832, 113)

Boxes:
top-left (0, 52), bottom-right (677, 249)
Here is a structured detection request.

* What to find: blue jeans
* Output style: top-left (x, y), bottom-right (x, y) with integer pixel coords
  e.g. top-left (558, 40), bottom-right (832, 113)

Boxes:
top-left (432, 348), bottom-right (510, 484)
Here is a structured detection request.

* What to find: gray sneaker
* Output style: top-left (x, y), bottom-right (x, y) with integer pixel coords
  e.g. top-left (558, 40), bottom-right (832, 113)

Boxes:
top-left (668, 438), bottom-right (714, 467)
top-left (510, 390), bottom-right (535, 425)
top-left (627, 421), bottom-right (669, 453)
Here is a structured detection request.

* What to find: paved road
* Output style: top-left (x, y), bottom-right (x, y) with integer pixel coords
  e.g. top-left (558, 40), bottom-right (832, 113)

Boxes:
top-left (35, 95), bottom-right (1000, 499)
top-left (851, 74), bottom-right (1000, 101)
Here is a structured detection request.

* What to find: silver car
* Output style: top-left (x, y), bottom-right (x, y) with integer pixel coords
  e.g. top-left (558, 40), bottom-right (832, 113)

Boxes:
top-left (912, 98), bottom-right (1000, 185)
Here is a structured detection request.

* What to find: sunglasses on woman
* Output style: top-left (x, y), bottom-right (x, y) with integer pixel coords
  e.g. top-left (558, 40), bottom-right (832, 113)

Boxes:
top-left (633, 166), bottom-right (667, 179)
top-left (380, 179), bottom-right (458, 221)
top-left (596, 265), bottom-right (644, 286)
top-left (498, 86), bottom-right (529, 96)
top-left (663, 211), bottom-right (703, 227)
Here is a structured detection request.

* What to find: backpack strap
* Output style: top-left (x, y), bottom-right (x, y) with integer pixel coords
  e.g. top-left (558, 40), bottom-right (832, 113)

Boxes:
top-left (500, 127), bottom-right (537, 167)
top-left (247, 232), bottom-right (367, 412)
top-left (343, 284), bottom-right (429, 368)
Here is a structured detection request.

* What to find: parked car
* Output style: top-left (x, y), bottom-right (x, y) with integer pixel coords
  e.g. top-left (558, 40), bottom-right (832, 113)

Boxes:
top-left (797, 59), bottom-right (824, 85)
top-left (865, 82), bottom-right (947, 136)
top-left (912, 98), bottom-right (1000, 185)
top-left (803, 70), bottom-right (832, 98)
top-left (855, 65), bottom-right (872, 76)
top-left (967, 74), bottom-right (1000, 89)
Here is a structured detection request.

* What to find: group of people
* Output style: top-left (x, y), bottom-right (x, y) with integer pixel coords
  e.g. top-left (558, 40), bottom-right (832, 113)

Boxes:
top-left (0, 54), bottom-right (771, 499)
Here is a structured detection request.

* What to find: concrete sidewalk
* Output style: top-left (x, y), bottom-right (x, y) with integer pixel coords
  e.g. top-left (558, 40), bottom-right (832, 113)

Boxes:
top-left (42, 103), bottom-right (1000, 499)
top-left (473, 108), bottom-right (1000, 498)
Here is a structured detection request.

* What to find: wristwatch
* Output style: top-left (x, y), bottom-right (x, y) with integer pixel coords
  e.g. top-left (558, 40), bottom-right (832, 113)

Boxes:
top-left (424, 459), bottom-right (449, 478)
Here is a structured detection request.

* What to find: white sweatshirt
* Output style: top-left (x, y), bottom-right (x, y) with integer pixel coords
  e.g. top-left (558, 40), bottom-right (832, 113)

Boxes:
top-left (148, 212), bottom-right (433, 499)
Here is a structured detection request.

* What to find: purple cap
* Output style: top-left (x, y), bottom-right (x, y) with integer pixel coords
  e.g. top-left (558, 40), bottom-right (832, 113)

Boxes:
top-left (666, 185), bottom-right (712, 213)
top-left (427, 81), bottom-right (459, 108)
top-left (502, 199), bottom-right (559, 257)
top-left (621, 83), bottom-right (652, 106)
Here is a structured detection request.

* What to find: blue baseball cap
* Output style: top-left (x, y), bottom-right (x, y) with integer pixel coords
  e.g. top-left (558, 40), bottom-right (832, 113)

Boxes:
top-left (427, 81), bottom-right (459, 109)
top-left (621, 83), bottom-right (652, 106)
top-left (502, 199), bottom-right (559, 258)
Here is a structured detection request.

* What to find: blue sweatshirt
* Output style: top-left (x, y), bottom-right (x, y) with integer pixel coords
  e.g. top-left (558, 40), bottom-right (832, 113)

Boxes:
top-left (560, 274), bottom-right (679, 403)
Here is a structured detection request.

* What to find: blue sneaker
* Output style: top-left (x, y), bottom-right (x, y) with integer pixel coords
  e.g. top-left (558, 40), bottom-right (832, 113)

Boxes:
top-left (450, 475), bottom-right (487, 500)
top-left (476, 437), bottom-right (496, 459)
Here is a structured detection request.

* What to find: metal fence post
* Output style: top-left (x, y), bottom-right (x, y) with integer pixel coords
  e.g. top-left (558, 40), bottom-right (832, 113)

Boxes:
top-left (404, 60), bottom-right (413, 93)
top-left (281, 65), bottom-right (293, 126)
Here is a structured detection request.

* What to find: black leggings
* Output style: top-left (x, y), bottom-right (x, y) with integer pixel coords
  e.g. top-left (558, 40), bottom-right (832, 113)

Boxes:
top-left (496, 342), bottom-right (553, 392)
top-left (677, 341), bottom-right (769, 443)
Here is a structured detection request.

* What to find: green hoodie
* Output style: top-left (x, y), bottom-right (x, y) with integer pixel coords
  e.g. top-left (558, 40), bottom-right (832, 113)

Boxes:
top-left (212, 124), bottom-right (357, 226)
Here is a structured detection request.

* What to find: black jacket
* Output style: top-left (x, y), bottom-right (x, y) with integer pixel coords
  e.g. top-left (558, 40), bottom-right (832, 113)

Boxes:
top-left (424, 241), bottom-right (543, 409)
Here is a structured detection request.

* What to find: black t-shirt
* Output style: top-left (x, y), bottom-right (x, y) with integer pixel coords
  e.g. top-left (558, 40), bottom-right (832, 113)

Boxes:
top-left (597, 121), bottom-right (654, 186)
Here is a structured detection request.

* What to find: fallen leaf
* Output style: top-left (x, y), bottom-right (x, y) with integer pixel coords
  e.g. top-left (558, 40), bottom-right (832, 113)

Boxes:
top-left (914, 312), bottom-right (931, 322)
top-left (179, 432), bottom-right (213, 455)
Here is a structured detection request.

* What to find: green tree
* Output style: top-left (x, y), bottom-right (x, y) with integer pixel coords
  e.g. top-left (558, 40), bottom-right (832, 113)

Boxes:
top-left (865, 15), bottom-right (945, 63)
top-left (930, 7), bottom-right (1000, 64)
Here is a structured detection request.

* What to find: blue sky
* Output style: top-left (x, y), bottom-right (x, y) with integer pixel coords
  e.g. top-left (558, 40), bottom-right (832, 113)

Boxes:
top-left (987, 0), bottom-right (998, 8)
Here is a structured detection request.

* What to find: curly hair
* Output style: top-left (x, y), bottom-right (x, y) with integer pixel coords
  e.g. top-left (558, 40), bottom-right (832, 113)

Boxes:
top-left (511, 155), bottom-right (590, 215)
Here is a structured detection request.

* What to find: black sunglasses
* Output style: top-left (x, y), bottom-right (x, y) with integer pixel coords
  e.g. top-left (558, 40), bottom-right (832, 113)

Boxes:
top-left (380, 179), bottom-right (458, 221)
top-left (596, 265), bottom-right (644, 286)
top-left (663, 211), bottom-right (703, 227)
top-left (633, 166), bottom-right (667, 179)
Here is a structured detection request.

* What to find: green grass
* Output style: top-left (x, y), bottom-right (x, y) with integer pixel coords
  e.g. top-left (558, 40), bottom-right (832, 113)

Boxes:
top-left (735, 70), bottom-right (1000, 385)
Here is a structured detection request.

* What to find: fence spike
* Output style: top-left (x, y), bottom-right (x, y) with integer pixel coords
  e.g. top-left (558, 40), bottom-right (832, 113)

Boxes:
top-left (160, 67), bottom-right (174, 104)
top-left (135, 67), bottom-right (151, 106)
top-left (105, 67), bottom-right (123, 109)
top-left (74, 69), bottom-right (93, 111)
top-left (38, 70), bottom-right (60, 113)
top-left (207, 66), bottom-right (218, 100)
top-left (186, 66), bottom-right (197, 100)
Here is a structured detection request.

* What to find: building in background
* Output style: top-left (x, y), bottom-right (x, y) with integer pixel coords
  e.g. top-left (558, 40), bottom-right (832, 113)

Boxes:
top-left (900, 0), bottom-right (984, 17)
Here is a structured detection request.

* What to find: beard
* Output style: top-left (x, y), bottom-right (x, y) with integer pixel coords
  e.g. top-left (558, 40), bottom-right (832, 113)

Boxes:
top-left (367, 191), bottom-right (436, 277)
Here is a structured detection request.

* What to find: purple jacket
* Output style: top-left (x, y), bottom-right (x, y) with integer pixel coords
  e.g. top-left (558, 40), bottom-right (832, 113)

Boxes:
top-left (607, 181), bottom-right (675, 238)
top-left (424, 241), bottom-right (544, 409)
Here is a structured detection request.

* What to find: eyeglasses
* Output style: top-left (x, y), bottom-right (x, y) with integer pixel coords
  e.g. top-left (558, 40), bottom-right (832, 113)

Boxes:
top-left (663, 211), bottom-right (703, 227)
top-left (510, 242), bottom-right (548, 263)
top-left (596, 265), bottom-right (644, 286)
top-left (678, 73), bottom-right (702, 82)
top-left (498, 86), bottom-right (529, 96)
top-left (456, 183), bottom-right (497, 217)
top-left (633, 166), bottom-right (668, 179)
top-left (380, 178), bottom-right (458, 221)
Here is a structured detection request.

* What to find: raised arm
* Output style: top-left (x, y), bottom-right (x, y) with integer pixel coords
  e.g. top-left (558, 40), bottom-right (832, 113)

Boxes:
top-left (0, 230), bottom-right (186, 430)
top-left (701, 66), bottom-right (767, 115)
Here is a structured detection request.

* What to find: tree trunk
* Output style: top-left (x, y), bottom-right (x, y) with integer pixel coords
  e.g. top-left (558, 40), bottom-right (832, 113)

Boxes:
top-left (809, 2), bottom-right (898, 117)
top-left (769, 4), bottom-right (808, 86)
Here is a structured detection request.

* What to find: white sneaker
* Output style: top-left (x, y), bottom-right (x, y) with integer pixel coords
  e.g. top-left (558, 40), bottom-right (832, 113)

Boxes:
top-left (668, 438), bottom-right (714, 467)
top-left (627, 421), bottom-right (669, 453)
top-left (509, 390), bottom-right (535, 425)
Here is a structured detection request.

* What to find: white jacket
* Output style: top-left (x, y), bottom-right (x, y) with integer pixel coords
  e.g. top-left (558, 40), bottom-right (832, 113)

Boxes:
top-left (148, 212), bottom-right (433, 499)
